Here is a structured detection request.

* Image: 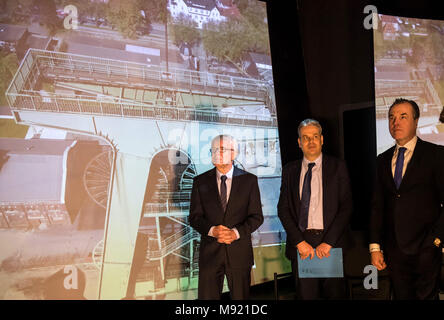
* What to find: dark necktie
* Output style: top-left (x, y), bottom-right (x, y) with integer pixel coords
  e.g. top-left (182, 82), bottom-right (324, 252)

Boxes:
top-left (394, 147), bottom-right (406, 189)
top-left (299, 162), bottom-right (315, 232)
top-left (220, 175), bottom-right (227, 212)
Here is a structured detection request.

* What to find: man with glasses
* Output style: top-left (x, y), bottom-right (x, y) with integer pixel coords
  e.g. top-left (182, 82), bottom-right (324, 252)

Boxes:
top-left (278, 119), bottom-right (353, 299)
top-left (189, 134), bottom-right (264, 300)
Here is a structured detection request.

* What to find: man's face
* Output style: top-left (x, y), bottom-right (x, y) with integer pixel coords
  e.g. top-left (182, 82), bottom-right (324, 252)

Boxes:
top-left (388, 103), bottom-right (418, 146)
top-left (211, 137), bottom-right (236, 168)
top-left (298, 125), bottom-right (323, 160)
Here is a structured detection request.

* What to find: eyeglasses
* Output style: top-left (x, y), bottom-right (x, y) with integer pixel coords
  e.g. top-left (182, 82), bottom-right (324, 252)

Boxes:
top-left (300, 135), bottom-right (321, 143)
top-left (210, 148), bottom-right (234, 154)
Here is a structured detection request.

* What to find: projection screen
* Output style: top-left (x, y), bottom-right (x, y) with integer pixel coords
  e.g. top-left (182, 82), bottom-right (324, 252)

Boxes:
top-left (0, 0), bottom-right (288, 299)
top-left (374, 14), bottom-right (444, 155)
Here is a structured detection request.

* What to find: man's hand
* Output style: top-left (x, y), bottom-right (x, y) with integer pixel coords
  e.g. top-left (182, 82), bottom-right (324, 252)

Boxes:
top-left (212, 225), bottom-right (229, 238)
top-left (213, 225), bottom-right (237, 244)
top-left (371, 251), bottom-right (387, 271)
top-left (315, 243), bottom-right (332, 259)
top-left (296, 241), bottom-right (315, 260)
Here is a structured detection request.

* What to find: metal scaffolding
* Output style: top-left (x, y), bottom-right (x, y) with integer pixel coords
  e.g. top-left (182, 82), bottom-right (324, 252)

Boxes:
top-left (6, 49), bottom-right (277, 128)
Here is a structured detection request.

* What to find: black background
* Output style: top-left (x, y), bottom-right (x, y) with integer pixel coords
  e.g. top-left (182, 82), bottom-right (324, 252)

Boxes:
top-left (266, 0), bottom-right (444, 231)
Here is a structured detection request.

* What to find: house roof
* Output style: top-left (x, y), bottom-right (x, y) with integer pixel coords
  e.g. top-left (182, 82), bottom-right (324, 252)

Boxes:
top-left (380, 15), bottom-right (399, 24)
top-left (215, 0), bottom-right (241, 19)
top-left (0, 24), bottom-right (27, 42)
top-left (248, 52), bottom-right (272, 67)
top-left (0, 138), bottom-right (77, 202)
top-left (184, 0), bottom-right (216, 11)
top-left (26, 34), bottom-right (50, 50)
top-left (67, 42), bottom-right (161, 66)
top-left (0, 137), bottom-right (76, 155)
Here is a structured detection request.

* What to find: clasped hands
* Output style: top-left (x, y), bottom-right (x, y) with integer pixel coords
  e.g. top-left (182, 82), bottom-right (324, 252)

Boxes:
top-left (296, 241), bottom-right (332, 260)
top-left (213, 225), bottom-right (237, 245)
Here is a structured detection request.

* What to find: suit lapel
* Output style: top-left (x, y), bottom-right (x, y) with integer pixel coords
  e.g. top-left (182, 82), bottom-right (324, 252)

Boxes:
top-left (398, 138), bottom-right (423, 189)
top-left (292, 160), bottom-right (302, 212)
top-left (225, 166), bottom-right (241, 214)
top-left (384, 146), bottom-right (397, 192)
top-left (208, 167), bottom-right (224, 214)
top-left (321, 155), bottom-right (329, 223)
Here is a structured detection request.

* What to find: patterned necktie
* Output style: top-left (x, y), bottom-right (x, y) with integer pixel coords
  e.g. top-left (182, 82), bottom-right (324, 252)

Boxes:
top-left (394, 147), bottom-right (406, 189)
top-left (220, 175), bottom-right (227, 212)
top-left (299, 162), bottom-right (315, 232)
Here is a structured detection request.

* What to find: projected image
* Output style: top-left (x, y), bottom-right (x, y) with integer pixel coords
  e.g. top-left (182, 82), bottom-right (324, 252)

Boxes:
top-left (0, 0), bottom-right (287, 299)
top-left (374, 14), bottom-right (444, 154)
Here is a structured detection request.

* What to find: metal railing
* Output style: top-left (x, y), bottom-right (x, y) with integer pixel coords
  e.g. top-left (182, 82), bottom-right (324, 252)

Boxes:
top-left (147, 226), bottom-right (199, 260)
top-left (6, 49), bottom-right (278, 128)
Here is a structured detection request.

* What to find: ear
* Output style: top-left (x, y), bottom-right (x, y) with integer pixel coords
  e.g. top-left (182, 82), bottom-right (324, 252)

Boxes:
top-left (231, 149), bottom-right (238, 161)
top-left (321, 135), bottom-right (324, 146)
top-left (298, 138), bottom-right (302, 148)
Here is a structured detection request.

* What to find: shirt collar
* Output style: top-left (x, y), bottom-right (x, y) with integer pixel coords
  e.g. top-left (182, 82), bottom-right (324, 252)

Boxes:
top-left (216, 164), bottom-right (234, 179)
top-left (396, 136), bottom-right (417, 153)
top-left (302, 153), bottom-right (322, 168)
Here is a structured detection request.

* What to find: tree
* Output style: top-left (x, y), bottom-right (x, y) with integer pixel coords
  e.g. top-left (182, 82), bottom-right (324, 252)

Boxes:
top-left (1, 0), bottom-right (34, 24)
top-left (140, 0), bottom-right (169, 69)
top-left (140, 0), bottom-right (168, 24)
top-left (106, 0), bottom-right (144, 39)
top-left (203, 20), bottom-right (245, 62)
top-left (170, 15), bottom-right (200, 46)
top-left (0, 52), bottom-right (19, 105)
top-left (36, 0), bottom-right (61, 35)
top-left (202, 11), bottom-right (270, 66)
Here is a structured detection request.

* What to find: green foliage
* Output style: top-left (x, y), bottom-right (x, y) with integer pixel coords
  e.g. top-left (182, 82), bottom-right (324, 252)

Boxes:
top-left (0, 119), bottom-right (29, 138)
top-left (36, 0), bottom-right (61, 35)
top-left (0, 0), bottom-right (34, 24)
top-left (170, 15), bottom-right (200, 46)
top-left (203, 20), bottom-right (244, 63)
top-left (202, 10), bottom-right (270, 64)
top-left (140, 0), bottom-right (168, 24)
top-left (0, 51), bottom-right (19, 105)
top-left (57, 0), bottom-right (108, 23)
top-left (106, 0), bottom-right (145, 39)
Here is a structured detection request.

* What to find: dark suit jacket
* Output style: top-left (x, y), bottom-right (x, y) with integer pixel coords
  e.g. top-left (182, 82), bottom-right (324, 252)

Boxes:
top-left (277, 154), bottom-right (353, 260)
top-left (189, 166), bottom-right (264, 269)
top-left (370, 138), bottom-right (444, 255)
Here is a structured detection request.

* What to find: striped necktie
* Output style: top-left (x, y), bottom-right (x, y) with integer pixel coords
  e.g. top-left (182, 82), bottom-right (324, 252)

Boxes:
top-left (220, 175), bottom-right (227, 212)
top-left (299, 162), bottom-right (315, 231)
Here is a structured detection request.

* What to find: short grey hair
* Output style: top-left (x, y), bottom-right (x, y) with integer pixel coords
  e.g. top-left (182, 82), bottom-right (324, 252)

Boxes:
top-left (211, 134), bottom-right (239, 154)
top-left (298, 119), bottom-right (322, 138)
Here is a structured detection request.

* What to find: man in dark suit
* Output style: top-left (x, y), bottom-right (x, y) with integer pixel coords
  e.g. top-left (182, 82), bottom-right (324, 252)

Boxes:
top-left (370, 98), bottom-right (444, 299)
top-left (278, 119), bottom-right (353, 299)
top-left (189, 134), bottom-right (264, 300)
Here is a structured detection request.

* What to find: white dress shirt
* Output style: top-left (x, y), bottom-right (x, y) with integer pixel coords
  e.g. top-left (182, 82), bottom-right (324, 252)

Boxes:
top-left (208, 165), bottom-right (240, 239)
top-left (391, 136), bottom-right (417, 178)
top-left (299, 154), bottom-right (324, 230)
top-left (216, 165), bottom-right (234, 202)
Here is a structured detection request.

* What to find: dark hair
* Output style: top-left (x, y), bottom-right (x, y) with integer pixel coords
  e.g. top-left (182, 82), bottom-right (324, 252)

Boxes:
top-left (440, 106), bottom-right (444, 124)
top-left (388, 98), bottom-right (420, 120)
